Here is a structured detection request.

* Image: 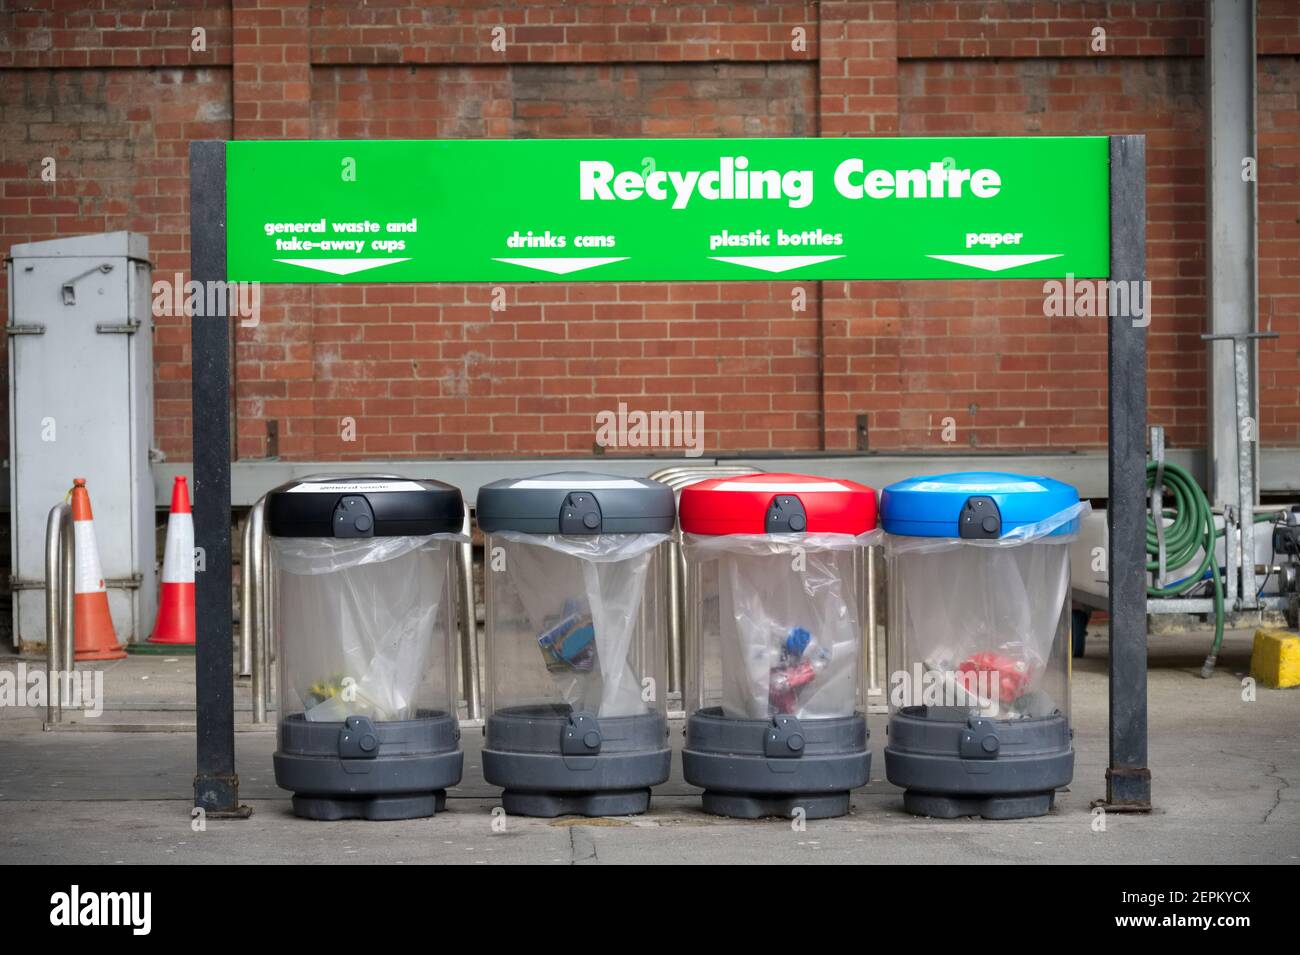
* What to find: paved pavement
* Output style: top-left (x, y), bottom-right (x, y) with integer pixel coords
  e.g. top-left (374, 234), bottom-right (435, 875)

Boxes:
top-left (2, 626), bottom-right (1297, 864)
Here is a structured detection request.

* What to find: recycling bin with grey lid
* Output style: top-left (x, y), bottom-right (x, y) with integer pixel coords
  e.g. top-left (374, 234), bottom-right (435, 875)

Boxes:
top-left (881, 471), bottom-right (1085, 819)
top-left (269, 475), bottom-right (466, 820)
top-left (477, 472), bottom-right (675, 817)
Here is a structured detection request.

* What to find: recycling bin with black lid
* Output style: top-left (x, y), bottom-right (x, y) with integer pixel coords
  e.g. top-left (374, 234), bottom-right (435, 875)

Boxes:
top-left (679, 472), bottom-right (879, 819)
top-left (881, 471), bottom-right (1085, 819)
top-left (268, 475), bottom-right (466, 820)
top-left (477, 472), bottom-right (675, 817)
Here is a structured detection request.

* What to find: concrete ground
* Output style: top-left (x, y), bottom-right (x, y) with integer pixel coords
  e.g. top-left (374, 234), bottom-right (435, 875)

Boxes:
top-left (1, 625), bottom-right (1297, 865)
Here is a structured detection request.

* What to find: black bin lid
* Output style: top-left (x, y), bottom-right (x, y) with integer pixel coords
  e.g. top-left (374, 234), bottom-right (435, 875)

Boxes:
top-left (266, 475), bottom-right (463, 538)
top-left (476, 472), bottom-right (675, 535)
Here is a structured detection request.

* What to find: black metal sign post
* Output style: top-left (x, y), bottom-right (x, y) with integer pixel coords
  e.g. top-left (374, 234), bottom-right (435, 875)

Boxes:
top-left (186, 135), bottom-right (1152, 816)
top-left (1105, 135), bottom-right (1152, 810)
top-left (189, 141), bottom-right (245, 816)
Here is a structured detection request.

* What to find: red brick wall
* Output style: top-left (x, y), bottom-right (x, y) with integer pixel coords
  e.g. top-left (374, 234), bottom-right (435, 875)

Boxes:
top-left (0, 65), bottom-right (232, 456)
top-left (1, 0), bottom-right (1298, 461)
top-left (890, 56), bottom-right (1208, 449)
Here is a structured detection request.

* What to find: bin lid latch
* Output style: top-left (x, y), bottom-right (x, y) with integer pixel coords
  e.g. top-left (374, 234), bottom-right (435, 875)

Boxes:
top-left (333, 495), bottom-right (376, 538)
top-left (764, 714), bottom-right (806, 758)
top-left (958, 495), bottom-right (1001, 539)
top-left (959, 717), bottom-right (1000, 760)
top-left (559, 492), bottom-right (602, 534)
top-left (338, 715), bottom-right (381, 760)
top-left (562, 711), bottom-right (602, 755)
top-left (765, 495), bottom-right (808, 533)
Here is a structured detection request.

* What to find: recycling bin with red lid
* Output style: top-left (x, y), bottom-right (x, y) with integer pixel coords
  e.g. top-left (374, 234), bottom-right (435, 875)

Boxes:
top-left (679, 472), bottom-right (879, 819)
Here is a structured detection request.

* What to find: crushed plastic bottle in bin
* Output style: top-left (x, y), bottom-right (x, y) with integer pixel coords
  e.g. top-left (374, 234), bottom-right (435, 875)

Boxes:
top-left (768, 626), bottom-right (832, 715)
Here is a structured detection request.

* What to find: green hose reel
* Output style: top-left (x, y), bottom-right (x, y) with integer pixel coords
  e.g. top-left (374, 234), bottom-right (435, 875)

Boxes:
top-left (1145, 460), bottom-right (1223, 678)
top-left (1145, 460), bottom-right (1276, 678)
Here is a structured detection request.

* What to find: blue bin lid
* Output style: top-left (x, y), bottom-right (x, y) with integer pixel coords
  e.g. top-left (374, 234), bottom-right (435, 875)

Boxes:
top-left (879, 471), bottom-right (1081, 539)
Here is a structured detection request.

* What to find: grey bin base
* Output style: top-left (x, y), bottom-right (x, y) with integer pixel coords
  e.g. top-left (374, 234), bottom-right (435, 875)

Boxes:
top-left (482, 705), bottom-right (671, 818)
top-left (884, 705), bottom-right (1073, 820)
top-left (682, 708), bottom-right (870, 820)
top-left (292, 791), bottom-right (447, 821)
top-left (273, 709), bottom-right (463, 821)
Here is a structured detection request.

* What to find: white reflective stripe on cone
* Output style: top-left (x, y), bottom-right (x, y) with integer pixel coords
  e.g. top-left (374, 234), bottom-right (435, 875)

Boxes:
top-left (161, 512), bottom-right (196, 584)
top-left (73, 519), bottom-right (107, 594)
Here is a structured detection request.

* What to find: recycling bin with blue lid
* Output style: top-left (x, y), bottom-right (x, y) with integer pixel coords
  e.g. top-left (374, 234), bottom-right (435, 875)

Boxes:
top-left (476, 473), bottom-right (675, 817)
top-left (880, 471), bottom-right (1086, 819)
top-left (679, 472), bottom-right (879, 819)
top-left (268, 475), bottom-right (466, 820)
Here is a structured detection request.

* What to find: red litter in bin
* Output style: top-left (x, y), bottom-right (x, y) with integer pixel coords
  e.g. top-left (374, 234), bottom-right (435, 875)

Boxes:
top-left (958, 652), bottom-right (1030, 705)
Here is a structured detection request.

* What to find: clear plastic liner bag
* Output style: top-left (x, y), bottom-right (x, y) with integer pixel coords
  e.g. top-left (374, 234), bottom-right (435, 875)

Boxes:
top-left (685, 531), bottom-right (880, 720)
top-left (885, 502), bottom-right (1087, 719)
top-left (491, 532), bottom-right (668, 718)
top-left (273, 533), bottom-right (464, 722)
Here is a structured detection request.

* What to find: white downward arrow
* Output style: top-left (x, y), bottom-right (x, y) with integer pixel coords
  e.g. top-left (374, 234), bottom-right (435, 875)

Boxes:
top-left (926, 253), bottom-right (1063, 272)
top-left (493, 257), bottom-right (627, 275)
top-left (275, 257), bottom-right (410, 276)
top-left (709, 254), bottom-right (844, 273)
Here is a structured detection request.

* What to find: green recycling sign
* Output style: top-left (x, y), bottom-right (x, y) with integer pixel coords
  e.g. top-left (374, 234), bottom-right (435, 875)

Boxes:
top-left (225, 137), bottom-right (1109, 283)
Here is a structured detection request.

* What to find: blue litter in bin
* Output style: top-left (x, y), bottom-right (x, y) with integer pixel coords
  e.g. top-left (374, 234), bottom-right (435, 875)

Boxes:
top-left (538, 606), bottom-right (596, 672)
top-left (783, 626), bottom-right (812, 659)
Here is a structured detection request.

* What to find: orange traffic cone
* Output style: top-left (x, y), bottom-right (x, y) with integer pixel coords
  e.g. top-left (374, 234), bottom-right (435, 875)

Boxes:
top-left (148, 476), bottom-right (195, 646)
top-left (70, 478), bottom-right (127, 661)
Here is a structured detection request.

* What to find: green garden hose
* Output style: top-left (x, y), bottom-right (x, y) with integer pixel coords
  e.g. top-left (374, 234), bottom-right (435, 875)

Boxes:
top-left (1145, 460), bottom-right (1223, 678)
top-left (1145, 460), bottom-right (1277, 678)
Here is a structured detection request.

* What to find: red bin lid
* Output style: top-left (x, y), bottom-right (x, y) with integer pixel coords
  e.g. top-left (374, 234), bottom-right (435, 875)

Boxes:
top-left (679, 472), bottom-right (878, 535)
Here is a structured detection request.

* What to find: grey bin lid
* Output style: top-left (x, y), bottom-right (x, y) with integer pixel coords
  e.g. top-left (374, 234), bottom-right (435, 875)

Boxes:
top-left (476, 472), bottom-right (675, 535)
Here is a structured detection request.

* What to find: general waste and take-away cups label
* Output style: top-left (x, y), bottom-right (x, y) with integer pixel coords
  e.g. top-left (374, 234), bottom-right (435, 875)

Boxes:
top-left (225, 137), bottom-right (1109, 284)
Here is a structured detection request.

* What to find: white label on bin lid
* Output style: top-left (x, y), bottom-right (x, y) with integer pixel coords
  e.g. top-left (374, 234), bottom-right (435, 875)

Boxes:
top-left (287, 480), bottom-right (426, 493)
top-left (711, 480), bottom-right (852, 492)
top-left (909, 480), bottom-right (1046, 493)
top-left (510, 479), bottom-right (645, 489)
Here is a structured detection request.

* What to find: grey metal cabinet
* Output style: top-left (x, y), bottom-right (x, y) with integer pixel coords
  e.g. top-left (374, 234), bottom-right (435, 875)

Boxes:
top-left (7, 232), bottom-right (156, 650)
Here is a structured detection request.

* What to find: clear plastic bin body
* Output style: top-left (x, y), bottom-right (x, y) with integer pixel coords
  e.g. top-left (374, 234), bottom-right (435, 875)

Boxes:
top-left (271, 535), bottom-right (458, 724)
top-left (684, 534), bottom-right (866, 721)
top-left (886, 536), bottom-right (1072, 722)
top-left (483, 532), bottom-right (668, 719)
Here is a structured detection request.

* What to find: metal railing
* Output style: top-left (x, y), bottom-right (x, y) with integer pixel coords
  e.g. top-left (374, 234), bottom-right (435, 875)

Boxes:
top-left (44, 501), bottom-right (75, 725)
top-left (648, 465), bottom-right (760, 708)
top-left (239, 497), bottom-right (271, 723)
top-left (456, 502), bottom-right (481, 721)
top-left (859, 538), bottom-right (885, 712)
top-left (238, 469), bottom-right (887, 725)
